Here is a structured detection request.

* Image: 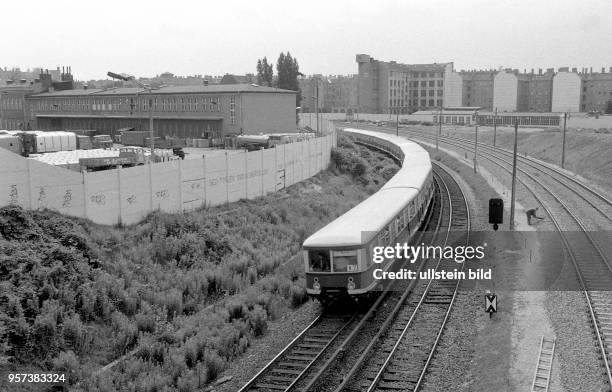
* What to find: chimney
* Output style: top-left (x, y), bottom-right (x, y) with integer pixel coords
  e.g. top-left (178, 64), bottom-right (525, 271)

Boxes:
top-left (590, 67), bottom-right (593, 73)
top-left (203, 80), bottom-right (209, 86)
top-left (603, 67), bottom-right (606, 73)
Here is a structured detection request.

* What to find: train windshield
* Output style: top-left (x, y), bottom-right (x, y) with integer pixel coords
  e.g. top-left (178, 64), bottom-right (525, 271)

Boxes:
top-left (309, 250), bottom-right (331, 272)
top-left (332, 250), bottom-right (358, 272)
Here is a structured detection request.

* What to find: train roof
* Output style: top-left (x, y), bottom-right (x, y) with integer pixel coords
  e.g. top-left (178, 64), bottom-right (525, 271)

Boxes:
top-left (303, 128), bottom-right (431, 248)
top-left (302, 187), bottom-right (419, 248)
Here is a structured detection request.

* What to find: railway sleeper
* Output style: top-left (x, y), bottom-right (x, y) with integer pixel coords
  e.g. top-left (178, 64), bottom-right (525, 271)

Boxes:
top-left (277, 361), bottom-right (307, 369)
top-left (285, 355), bottom-right (315, 361)
top-left (270, 368), bottom-right (302, 375)
top-left (253, 382), bottom-right (290, 390)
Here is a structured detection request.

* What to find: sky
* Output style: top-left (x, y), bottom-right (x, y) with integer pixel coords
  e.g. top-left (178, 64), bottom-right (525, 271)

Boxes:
top-left (2, 0), bottom-right (611, 81)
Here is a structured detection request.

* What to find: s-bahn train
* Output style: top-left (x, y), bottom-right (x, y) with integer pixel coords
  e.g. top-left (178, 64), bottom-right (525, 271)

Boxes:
top-left (302, 128), bottom-right (434, 302)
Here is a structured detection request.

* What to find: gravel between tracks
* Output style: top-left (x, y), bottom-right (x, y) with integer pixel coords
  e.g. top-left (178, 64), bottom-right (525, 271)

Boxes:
top-left (417, 136), bottom-right (605, 391)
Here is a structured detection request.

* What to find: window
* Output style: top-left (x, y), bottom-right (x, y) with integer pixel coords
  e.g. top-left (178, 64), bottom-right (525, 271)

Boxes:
top-left (230, 96), bottom-right (236, 125)
top-left (309, 250), bottom-right (331, 272)
top-left (379, 228), bottom-right (390, 246)
top-left (332, 250), bottom-right (358, 272)
top-left (420, 81), bottom-right (427, 87)
top-left (429, 81), bottom-right (435, 87)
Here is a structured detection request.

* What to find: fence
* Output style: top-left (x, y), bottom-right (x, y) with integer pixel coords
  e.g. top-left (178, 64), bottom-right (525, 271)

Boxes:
top-left (0, 120), bottom-right (337, 225)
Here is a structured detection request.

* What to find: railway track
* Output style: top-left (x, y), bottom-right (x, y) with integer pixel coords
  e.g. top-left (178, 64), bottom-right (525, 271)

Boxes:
top-left (239, 167), bottom-right (442, 392)
top-left (332, 163), bottom-right (470, 392)
top-left (371, 125), bottom-right (612, 389)
top-left (238, 313), bottom-right (358, 392)
top-left (239, 146), bottom-right (471, 392)
top-left (389, 126), bottom-right (612, 226)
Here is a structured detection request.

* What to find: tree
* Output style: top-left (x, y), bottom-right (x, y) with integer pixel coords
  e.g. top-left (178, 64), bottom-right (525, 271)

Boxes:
top-left (256, 57), bottom-right (273, 87)
top-left (275, 52), bottom-right (301, 107)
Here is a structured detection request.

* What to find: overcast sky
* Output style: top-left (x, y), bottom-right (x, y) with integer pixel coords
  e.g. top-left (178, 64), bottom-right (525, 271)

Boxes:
top-left (2, 0), bottom-right (611, 80)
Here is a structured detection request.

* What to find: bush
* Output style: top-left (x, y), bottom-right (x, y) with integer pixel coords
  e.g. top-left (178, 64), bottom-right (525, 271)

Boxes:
top-left (204, 351), bottom-right (225, 382)
top-left (52, 350), bottom-right (79, 384)
top-left (289, 284), bottom-right (308, 308)
top-left (247, 305), bottom-right (268, 337)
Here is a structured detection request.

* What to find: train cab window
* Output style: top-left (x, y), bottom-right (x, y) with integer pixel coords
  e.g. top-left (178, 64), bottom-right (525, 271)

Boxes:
top-left (309, 250), bottom-right (331, 272)
top-left (332, 250), bottom-right (358, 272)
top-left (379, 228), bottom-right (390, 246)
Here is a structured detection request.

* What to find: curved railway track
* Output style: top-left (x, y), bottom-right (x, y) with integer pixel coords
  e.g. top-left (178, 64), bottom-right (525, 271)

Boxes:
top-left (392, 127), bottom-right (612, 226)
top-left (238, 146), bottom-right (471, 392)
top-left (375, 125), bottom-right (612, 389)
top-left (332, 163), bottom-right (470, 392)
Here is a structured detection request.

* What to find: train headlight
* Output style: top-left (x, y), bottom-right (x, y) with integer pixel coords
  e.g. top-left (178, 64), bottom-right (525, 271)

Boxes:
top-left (313, 277), bottom-right (321, 291)
top-left (347, 277), bottom-right (356, 291)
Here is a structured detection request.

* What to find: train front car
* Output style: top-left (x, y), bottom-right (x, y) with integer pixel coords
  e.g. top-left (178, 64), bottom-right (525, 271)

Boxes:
top-left (302, 128), bottom-right (433, 305)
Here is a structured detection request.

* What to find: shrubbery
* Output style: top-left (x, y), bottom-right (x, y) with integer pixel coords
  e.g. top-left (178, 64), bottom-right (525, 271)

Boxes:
top-left (0, 138), bottom-right (399, 389)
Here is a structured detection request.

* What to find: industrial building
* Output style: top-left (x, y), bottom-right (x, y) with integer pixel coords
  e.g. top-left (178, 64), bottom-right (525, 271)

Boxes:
top-left (26, 84), bottom-right (298, 139)
top-left (0, 67), bottom-right (74, 130)
top-left (355, 54), bottom-right (454, 114)
top-left (353, 54), bottom-right (611, 115)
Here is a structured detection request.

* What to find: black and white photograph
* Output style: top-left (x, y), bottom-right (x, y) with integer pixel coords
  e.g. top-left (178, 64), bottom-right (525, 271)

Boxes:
top-left (1, 1), bottom-right (612, 391)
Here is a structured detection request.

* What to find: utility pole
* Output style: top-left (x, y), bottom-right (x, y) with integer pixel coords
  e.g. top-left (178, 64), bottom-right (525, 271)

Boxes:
top-left (148, 88), bottom-right (154, 154)
top-left (561, 112), bottom-right (567, 168)
top-left (315, 80), bottom-right (319, 135)
top-left (396, 109), bottom-right (399, 136)
top-left (473, 110), bottom-right (479, 173)
top-left (108, 71), bottom-right (155, 157)
top-left (436, 107), bottom-right (442, 152)
top-left (493, 107), bottom-right (498, 147)
top-left (510, 121), bottom-right (518, 230)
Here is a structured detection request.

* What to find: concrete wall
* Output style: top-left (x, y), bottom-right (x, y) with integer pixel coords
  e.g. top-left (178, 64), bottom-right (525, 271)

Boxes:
top-left (552, 72), bottom-right (582, 112)
top-left (493, 71), bottom-right (519, 112)
top-left (0, 120), bottom-right (336, 225)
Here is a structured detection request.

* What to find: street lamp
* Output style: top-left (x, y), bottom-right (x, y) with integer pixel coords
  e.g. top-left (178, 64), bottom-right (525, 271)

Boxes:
top-left (107, 71), bottom-right (155, 157)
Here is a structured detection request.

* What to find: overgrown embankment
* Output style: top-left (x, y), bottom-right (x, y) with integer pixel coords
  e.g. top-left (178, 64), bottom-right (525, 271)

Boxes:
top-left (0, 134), bottom-right (399, 391)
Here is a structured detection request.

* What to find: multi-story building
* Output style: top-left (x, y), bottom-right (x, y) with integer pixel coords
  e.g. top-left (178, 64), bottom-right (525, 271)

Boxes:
top-left (299, 75), bottom-right (358, 114)
top-left (0, 68), bottom-right (73, 130)
top-left (356, 54), bottom-right (453, 114)
top-left (581, 68), bottom-right (612, 113)
top-left (458, 70), bottom-right (496, 110)
top-left (26, 84), bottom-right (298, 138)
top-left (493, 69), bottom-right (554, 112)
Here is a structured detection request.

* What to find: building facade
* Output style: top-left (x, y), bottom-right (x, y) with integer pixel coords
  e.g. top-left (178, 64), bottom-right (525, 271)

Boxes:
top-left (299, 75), bottom-right (358, 114)
top-left (26, 84), bottom-right (297, 138)
top-left (459, 70), bottom-right (496, 110)
top-left (356, 54), bottom-right (453, 114)
top-left (581, 69), bottom-right (612, 113)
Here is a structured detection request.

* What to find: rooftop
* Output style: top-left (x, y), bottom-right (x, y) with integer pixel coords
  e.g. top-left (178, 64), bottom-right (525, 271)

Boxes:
top-left (30, 84), bottom-right (297, 98)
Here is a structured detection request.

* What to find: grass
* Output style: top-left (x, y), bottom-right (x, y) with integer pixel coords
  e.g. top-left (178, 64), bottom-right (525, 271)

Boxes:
top-left (0, 135), bottom-right (398, 391)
